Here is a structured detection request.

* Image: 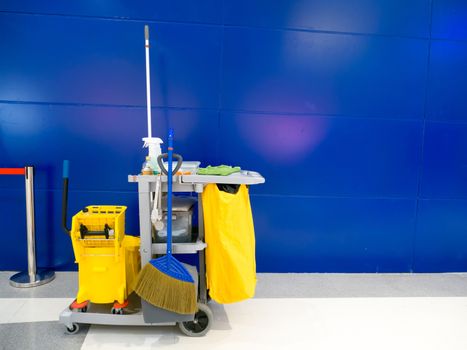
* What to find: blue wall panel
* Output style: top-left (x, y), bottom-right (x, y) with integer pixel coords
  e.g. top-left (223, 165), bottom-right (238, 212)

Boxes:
top-left (432, 0), bottom-right (467, 40)
top-left (224, 0), bottom-right (430, 37)
top-left (220, 112), bottom-right (422, 197)
top-left (253, 196), bottom-right (416, 272)
top-left (427, 40), bottom-right (467, 121)
top-left (0, 104), bottom-right (219, 191)
top-left (0, 189), bottom-right (28, 270)
top-left (414, 199), bottom-right (467, 272)
top-left (0, 0), bottom-right (222, 24)
top-left (421, 121), bottom-right (467, 199)
top-left (1, 1), bottom-right (467, 272)
top-left (222, 27), bottom-right (428, 117)
top-left (0, 13), bottom-right (221, 108)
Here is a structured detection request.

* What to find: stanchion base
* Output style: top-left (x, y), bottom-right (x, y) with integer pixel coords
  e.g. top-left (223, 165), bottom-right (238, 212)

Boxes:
top-left (9, 269), bottom-right (55, 288)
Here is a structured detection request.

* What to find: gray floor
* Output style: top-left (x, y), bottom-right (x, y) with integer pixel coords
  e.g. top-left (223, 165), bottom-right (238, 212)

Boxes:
top-left (2, 271), bottom-right (467, 299)
top-left (255, 272), bottom-right (467, 298)
top-left (0, 272), bottom-right (78, 298)
top-left (0, 321), bottom-right (89, 350)
top-left (1, 271), bottom-right (467, 350)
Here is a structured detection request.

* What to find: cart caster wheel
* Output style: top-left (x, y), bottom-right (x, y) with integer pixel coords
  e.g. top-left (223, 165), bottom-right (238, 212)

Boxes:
top-left (111, 300), bottom-right (128, 315)
top-left (77, 305), bottom-right (88, 313)
top-left (65, 323), bottom-right (80, 335)
top-left (111, 307), bottom-right (123, 315)
top-left (178, 303), bottom-right (212, 337)
top-left (70, 300), bottom-right (89, 313)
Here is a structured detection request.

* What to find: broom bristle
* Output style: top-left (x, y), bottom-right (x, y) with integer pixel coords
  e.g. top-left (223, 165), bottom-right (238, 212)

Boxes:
top-left (135, 264), bottom-right (197, 315)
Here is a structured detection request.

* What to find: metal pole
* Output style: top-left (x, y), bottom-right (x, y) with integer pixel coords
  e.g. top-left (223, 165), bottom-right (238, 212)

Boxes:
top-left (10, 166), bottom-right (55, 288)
top-left (25, 166), bottom-right (37, 280)
top-left (145, 25), bottom-right (152, 138)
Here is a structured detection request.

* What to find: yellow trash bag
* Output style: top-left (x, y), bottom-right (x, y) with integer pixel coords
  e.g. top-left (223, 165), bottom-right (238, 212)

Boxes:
top-left (202, 183), bottom-right (256, 303)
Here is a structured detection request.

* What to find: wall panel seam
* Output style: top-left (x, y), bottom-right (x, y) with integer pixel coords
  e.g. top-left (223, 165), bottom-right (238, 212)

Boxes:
top-left (0, 10), bottom-right (442, 42)
top-left (412, 0), bottom-right (435, 272)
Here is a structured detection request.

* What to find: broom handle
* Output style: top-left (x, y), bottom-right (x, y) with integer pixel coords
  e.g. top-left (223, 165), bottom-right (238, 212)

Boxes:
top-left (145, 25), bottom-right (152, 138)
top-left (166, 128), bottom-right (174, 256)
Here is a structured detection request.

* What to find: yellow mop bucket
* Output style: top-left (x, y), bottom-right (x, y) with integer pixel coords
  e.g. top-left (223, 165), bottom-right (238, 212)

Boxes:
top-left (70, 206), bottom-right (140, 305)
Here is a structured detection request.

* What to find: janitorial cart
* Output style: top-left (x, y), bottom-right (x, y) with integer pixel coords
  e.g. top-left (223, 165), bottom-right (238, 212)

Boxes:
top-left (58, 24), bottom-right (265, 336)
top-left (59, 158), bottom-right (264, 336)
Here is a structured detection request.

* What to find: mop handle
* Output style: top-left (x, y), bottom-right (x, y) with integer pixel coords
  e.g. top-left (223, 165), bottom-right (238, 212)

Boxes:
top-left (144, 25), bottom-right (152, 138)
top-left (166, 128), bottom-right (174, 255)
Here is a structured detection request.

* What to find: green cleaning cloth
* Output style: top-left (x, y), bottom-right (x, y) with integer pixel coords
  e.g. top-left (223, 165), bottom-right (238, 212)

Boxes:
top-left (197, 165), bottom-right (241, 176)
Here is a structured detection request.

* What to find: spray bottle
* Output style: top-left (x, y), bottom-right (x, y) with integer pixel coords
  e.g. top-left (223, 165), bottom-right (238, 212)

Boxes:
top-left (143, 137), bottom-right (163, 173)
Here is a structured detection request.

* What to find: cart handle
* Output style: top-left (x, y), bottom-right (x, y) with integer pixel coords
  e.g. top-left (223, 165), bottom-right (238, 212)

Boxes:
top-left (62, 160), bottom-right (71, 235)
top-left (157, 153), bottom-right (183, 176)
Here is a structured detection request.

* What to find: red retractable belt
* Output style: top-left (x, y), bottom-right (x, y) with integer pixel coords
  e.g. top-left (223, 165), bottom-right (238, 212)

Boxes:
top-left (0, 168), bottom-right (26, 175)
